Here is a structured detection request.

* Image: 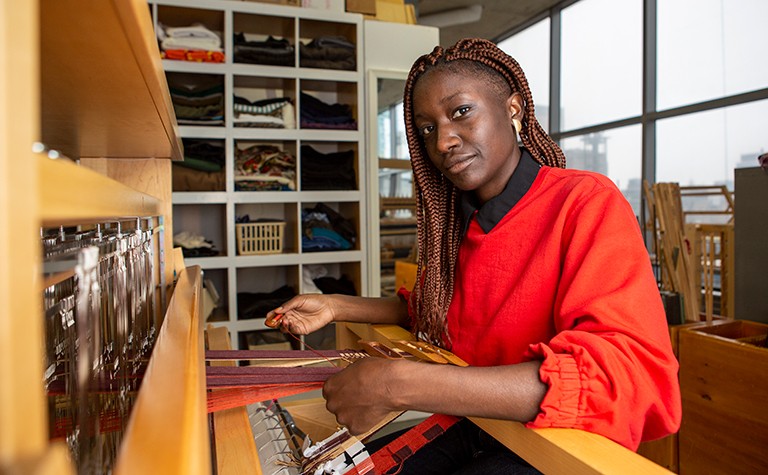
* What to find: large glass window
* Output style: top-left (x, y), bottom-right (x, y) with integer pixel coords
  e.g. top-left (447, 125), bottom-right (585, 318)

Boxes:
top-left (497, 18), bottom-right (551, 132)
top-left (560, 124), bottom-right (642, 216)
top-left (657, 0), bottom-right (768, 111)
top-left (497, 0), bottom-right (767, 233)
top-left (656, 99), bottom-right (768, 188)
top-left (561, 0), bottom-right (642, 130)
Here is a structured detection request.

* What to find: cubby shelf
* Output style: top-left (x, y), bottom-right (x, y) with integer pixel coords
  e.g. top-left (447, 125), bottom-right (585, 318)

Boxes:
top-left (149, 0), bottom-right (368, 349)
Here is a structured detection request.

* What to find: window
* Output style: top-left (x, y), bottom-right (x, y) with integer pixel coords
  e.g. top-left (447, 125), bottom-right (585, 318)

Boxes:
top-left (497, 0), bottom-right (768, 218)
top-left (498, 18), bottom-right (551, 132)
top-left (657, 0), bottom-right (768, 111)
top-left (656, 99), bottom-right (768, 188)
top-left (561, 0), bottom-right (642, 130)
top-left (560, 124), bottom-right (642, 215)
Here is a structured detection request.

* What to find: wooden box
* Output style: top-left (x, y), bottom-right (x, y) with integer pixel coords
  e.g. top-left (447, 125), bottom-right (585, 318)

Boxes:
top-left (346, 0), bottom-right (376, 15)
top-left (678, 320), bottom-right (768, 474)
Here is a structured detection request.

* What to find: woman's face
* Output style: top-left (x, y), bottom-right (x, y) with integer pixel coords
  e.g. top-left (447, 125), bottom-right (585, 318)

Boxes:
top-left (412, 67), bottom-right (522, 204)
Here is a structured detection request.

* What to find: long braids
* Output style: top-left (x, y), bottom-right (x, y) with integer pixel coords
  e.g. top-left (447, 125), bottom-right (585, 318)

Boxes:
top-left (403, 38), bottom-right (566, 346)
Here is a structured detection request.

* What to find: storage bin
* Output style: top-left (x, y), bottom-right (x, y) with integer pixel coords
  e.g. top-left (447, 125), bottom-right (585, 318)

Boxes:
top-left (678, 319), bottom-right (768, 474)
top-left (236, 221), bottom-right (285, 255)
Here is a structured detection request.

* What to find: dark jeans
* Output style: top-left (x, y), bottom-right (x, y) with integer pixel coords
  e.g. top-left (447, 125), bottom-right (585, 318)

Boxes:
top-left (366, 418), bottom-right (542, 475)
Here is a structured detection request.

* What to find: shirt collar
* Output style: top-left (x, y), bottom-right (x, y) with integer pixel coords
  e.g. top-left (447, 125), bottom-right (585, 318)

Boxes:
top-left (459, 149), bottom-right (541, 234)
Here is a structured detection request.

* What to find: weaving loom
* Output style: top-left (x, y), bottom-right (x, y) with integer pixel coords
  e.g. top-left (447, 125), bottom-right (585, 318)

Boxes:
top-left (204, 334), bottom-right (465, 475)
top-left (40, 225), bottom-right (674, 475)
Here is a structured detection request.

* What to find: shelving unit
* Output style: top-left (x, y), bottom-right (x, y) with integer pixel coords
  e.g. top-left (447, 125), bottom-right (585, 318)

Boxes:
top-left (149, 0), bottom-right (368, 349)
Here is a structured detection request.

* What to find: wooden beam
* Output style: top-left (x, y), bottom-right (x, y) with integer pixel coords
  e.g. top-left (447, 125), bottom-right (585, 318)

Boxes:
top-left (115, 266), bottom-right (210, 475)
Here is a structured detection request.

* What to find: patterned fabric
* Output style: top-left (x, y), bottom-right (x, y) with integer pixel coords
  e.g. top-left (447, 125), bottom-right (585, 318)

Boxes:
top-left (235, 144), bottom-right (296, 191)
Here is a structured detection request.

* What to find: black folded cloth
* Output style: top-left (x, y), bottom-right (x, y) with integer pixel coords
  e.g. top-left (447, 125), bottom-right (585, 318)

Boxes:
top-left (237, 285), bottom-right (296, 320)
top-left (299, 35), bottom-right (355, 71)
top-left (233, 33), bottom-right (295, 66)
top-left (300, 144), bottom-right (356, 191)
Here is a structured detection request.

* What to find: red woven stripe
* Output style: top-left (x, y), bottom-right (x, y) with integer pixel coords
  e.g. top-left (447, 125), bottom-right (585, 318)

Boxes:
top-left (206, 349), bottom-right (346, 360)
top-left (207, 366), bottom-right (341, 376)
top-left (370, 414), bottom-right (461, 474)
top-left (206, 383), bottom-right (323, 413)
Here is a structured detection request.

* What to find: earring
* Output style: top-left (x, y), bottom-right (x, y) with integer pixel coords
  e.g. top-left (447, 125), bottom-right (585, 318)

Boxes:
top-left (512, 118), bottom-right (522, 137)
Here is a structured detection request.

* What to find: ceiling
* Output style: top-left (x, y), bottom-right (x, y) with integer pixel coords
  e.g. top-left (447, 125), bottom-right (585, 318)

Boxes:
top-left (414, 0), bottom-right (562, 47)
top-left (376, 1), bottom-right (566, 111)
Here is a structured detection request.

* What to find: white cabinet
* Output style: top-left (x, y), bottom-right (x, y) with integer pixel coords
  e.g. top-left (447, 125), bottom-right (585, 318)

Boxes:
top-left (149, 0), bottom-right (367, 349)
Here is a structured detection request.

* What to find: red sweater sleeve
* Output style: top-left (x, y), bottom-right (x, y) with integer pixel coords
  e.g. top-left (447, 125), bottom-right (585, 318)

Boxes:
top-left (524, 185), bottom-right (681, 450)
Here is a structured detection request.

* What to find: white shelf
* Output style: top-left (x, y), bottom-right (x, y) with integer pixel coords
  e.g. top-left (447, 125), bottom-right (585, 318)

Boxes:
top-left (154, 0), bottom-right (367, 349)
top-left (173, 192), bottom-right (228, 204)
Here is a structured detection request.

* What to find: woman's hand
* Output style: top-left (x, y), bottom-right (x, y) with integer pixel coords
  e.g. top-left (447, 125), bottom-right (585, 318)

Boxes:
top-left (323, 358), bottom-right (407, 435)
top-left (266, 294), bottom-right (338, 335)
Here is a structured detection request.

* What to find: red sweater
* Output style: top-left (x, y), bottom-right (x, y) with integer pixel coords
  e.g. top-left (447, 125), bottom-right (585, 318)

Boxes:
top-left (414, 163), bottom-right (681, 450)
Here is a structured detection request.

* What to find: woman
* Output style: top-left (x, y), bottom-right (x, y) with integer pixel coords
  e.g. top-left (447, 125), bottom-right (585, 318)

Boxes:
top-left (267, 38), bottom-right (681, 474)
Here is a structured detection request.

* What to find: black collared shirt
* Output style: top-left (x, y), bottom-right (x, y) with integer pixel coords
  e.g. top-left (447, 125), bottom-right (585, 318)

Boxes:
top-left (459, 149), bottom-right (542, 235)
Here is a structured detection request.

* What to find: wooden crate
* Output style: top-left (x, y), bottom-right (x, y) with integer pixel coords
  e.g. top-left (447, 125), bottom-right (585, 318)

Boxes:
top-left (678, 320), bottom-right (768, 474)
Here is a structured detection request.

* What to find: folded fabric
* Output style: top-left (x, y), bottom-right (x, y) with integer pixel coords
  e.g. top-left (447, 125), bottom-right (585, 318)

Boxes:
top-left (158, 22), bottom-right (222, 52)
top-left (233, 96), bottom-right (291, 115)
top-left (173, 231), bottom-right (219, 257)
top-left (162, 49), bottom-right (225, 63)
top-left (301, 203), bottom-right (356, 251)
top-left (182, 139), bottom-right (225, 168)
top-left (235, 144), bottom-right (296, 191)
top-left (299, 35), bottom-right (355, 71)
top-left (300, 144), bottom-right (356, 191)
top-left (172, 164), bottom-right (225, 192)
top-left (314, 275), bottom-right (357, 296)
top-left (233, 96), bottom-right (295, 129)
top-left (233, 33), bottom-right (294, 66)
top-left (162, 36), bottom-right (222, 52)
top-left (168, 79), bottom-right (225, 125)
top-left (237, 285), bottom-right (296, 320)
top-left (302, 227), bottom-right (352, 252)
top-left (299, 92), bottom-right (356, 130)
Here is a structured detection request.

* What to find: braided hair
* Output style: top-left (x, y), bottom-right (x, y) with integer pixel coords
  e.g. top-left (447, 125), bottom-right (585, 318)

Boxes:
top-left (403, 38), bottom-right (566, 347)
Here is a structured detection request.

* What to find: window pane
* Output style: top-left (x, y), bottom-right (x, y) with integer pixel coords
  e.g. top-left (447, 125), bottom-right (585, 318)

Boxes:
top-left (561, 0), bottom-right (642, 130)
top-left (658, 0), bottom-right (768, 111)
top-left (394, 102), bottom-right (408, 159)
top-left (497, 18), bottom-right (551, 133)
top-left (560, 124), bottom-right (642, 216)
top-left (377, 109), bottom-right (392, 158)
top-left (656, 99), bottom-right (768, 189)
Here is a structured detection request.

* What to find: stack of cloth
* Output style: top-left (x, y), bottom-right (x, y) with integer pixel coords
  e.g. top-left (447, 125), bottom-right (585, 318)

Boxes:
top-left (232, 95), bottom-right (295, 128)
top-left (299, 35), bottom-right (355, 70)
top-left (300, 92), bottom-right (356, 130)
top-left (314, 274), bottom-right (357, 296)
top-left (169, 76), bottom-right (224, 126)
top-left (302, 203), bottom-right (356, 252)
top-left (237, 285), bottom-right (296, 320)
top-left (173, 231), bottom-right (219, 258)
top-left (233, 33), bottom-right (294, 66)
top-left (300, 145), bottom-right (356, 191)
top-left (235, 144), bottom-right (296, 191)
top-left (301, 264), bottom-right (357, 296)
top-left (172, 139), bottom-right (225, 192)
top-left (157, 22), bottom-right (224, 63)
